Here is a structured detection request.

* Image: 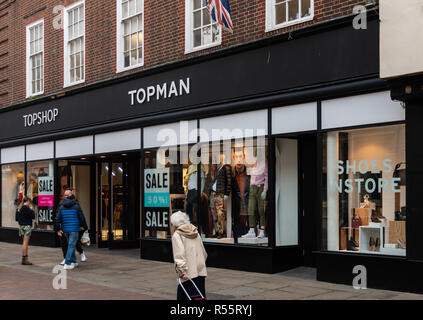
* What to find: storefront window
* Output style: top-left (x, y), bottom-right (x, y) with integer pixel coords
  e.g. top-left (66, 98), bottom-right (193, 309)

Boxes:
top-left (322, 124), bottom-right (406, 256)
top-left (1, 163), bottom-right (25, 228)
top-left (27, 160), bottom-right (55, 231)
top-left (143, 147), bottom-right (191, 239)
top-left (200, 138), bottom-right (269, 246)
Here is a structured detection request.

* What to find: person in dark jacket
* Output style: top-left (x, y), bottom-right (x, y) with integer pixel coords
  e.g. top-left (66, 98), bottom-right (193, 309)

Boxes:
top-left (15, 196), bottom-right (35, 265)
top-left (55, 190), bottom-right (88, 269)
top-left (57, 189), bottom-right (87, 265)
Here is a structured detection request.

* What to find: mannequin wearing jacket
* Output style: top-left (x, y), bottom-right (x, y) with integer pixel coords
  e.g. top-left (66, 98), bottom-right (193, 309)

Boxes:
top-left (232, 148), bottom-right (250, 238)
top-left (209, 154), bottom-right (232, 238)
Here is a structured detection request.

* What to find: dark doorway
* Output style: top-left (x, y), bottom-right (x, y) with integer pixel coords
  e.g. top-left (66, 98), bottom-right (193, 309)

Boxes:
top-left (97, 153), bottom-right (140, 249)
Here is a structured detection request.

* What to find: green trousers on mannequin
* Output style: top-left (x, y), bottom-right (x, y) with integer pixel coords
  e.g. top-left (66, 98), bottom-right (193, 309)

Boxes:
top-left (248, 184), bottom-right (265, 227)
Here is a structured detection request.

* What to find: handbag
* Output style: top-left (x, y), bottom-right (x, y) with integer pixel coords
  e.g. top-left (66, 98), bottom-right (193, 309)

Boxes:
top-left (351, 210), bottom-right (362, 229)
top-left (178, 277), bottom-right (206, 300)
top-left (81, 230), bottom-right (91, 246)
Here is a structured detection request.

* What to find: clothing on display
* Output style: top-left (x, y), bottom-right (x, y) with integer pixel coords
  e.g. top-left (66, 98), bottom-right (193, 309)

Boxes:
top-left (245, 160), bottom-right (268, 237)
top-left (232, 165), bottom-right (250, 238)
top-left (209, 163), bottom-right (232, 238)
top-left (184, 165), bottom-right (205, 225)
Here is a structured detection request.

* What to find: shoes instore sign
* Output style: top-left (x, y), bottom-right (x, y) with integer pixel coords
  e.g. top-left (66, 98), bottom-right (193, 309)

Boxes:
top-left (143, 168), bottom-right (170, 231)
top-left (0, 20), bottom-right (378, 144)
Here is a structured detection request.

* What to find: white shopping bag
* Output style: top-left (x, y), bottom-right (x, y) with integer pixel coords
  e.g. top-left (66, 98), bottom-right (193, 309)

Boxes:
top-left (81, 231), bottom-right (91, 246)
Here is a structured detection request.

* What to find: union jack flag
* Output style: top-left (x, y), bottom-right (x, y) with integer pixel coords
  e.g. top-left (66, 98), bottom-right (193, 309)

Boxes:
top-left (206, 0), bottom-right (234, 33)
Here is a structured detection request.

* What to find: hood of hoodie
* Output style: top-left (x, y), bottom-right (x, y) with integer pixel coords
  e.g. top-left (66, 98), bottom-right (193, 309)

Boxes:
top-left (176, 224), bottom-right (198, 239)
top-left (63, 198), bottom-right (76, 208)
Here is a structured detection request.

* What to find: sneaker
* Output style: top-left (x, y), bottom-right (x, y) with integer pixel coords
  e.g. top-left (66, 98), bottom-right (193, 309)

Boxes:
top-left (64, 264), bottom-right (74, 270)
top-left (80, 253), bottom-right (87, 262)
top-left (257, 229), bottom-right (265, 238)
top-left (241, 228), bottom-right (256, 238)
top-left (71, 263), bottom-right (78, 268)
top-left (60, 259), bottom-right (66, 266)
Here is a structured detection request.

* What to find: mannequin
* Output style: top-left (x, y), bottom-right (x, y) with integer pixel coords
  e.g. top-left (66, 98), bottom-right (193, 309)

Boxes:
top-left (14, 173), bottom-right (25, 205)
top-left (209, 153), bottom-right (232, 238)
top-left (243, 157), bottom-right (268, 238)
top-left (232, 147), bottom-right (250, 237)
top-left (184, 161), bottom-right (205, 225)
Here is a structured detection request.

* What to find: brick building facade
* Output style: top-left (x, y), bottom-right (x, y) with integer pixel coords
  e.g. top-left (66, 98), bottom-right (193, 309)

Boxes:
top-left (0, 0), bottom-right (367, 108)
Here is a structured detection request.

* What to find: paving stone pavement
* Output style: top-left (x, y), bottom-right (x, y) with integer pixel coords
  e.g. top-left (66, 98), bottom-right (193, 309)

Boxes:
top-left (1, 242), bottom-right (423, 300)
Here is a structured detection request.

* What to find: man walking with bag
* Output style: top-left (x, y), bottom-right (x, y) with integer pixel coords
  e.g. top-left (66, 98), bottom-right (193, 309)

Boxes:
top-left (55, 189), bottom-right (88, 270)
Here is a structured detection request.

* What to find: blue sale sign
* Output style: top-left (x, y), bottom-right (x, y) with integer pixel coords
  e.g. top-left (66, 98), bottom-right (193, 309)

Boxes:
top-left (144, 168), bottom-right (170, 207)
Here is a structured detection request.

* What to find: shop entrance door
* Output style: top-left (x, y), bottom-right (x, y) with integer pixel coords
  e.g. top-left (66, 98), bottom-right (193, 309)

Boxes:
top-left (97, 155), bottom-right (140, 248)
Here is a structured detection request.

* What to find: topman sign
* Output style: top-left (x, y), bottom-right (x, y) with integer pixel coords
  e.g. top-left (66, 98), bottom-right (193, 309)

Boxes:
top-left (128, 77), bottom-right (191, 106)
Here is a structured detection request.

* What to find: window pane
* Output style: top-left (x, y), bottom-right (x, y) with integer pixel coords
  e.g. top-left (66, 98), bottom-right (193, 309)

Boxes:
top-left (124, 20), bottom-right (131, 35)
top-left (138, 47), bottom-right (143, 63)
top-left (288, 0), bottom-right (299, 21)
top-left (203, 8), bottom-right (211, 25)
top-left (76, 53), bottom-right (81, 68)
top-left (69, 25), bottom-right (73, 40)
top-left (36, 67), bottom-right (41, 80)
top-left (124, 35), bottom-right (130, 51)
top-left (70, 68), bottom-right (75, 83)
top-left (122, 2), bottom-right (129, 19)
top-left (194, 10), bottom-right (201, 29)
top-left (30, 28), bottom-right (35, 42)
top-left (80, 21), bottom-right (84, 36)
top-left (131, 16), bottom-right (138, 33)
top-left (275, 3), bottom-right (286, 25)
top-left (136, 0), bottom-right (142, 12)
top-left (323, 125), bottom-right (406, 256)
top-left (79, 5), bottom-right (84, 21)
top-left (212, 24), bottom-right (220, 42)
top-left (138, 14), bottom-right (143, 31)
top-left (202, 26), bottom-right (212, 45)
top-left (301, 0), bottom-right (311, 17)
top-left (124, 51), bottom-right (130, 67)
top-left (30, 41), bottom-right (34, 55)
top-left (69, 11), bottom-right (73, 25)
top-left (194, 0), bottom-right (202, 10)
top-left (1, 164), bottom-right (26, 228)
top-left (70, 54), bottom-right (75, 69)
top-left (129, 0), bottom-right (135, 16)
top-left (138, 32), bottom-right (143, 48)
top-left (75, 66), bottom-right (81, 81)
top-left (193, 29), bottom-right (201, 47)
top-left (32, 68), bottom-right (36, 82)
top-left (131, 49), bottom-right (137, 65)
top-left (74, 22), bottom-right (79, 38)
top-left (131, 33), bottom-right (137, 49)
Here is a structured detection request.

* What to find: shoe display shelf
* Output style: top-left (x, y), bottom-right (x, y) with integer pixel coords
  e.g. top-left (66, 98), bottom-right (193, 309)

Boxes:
top-left (359, 223), bottom-right (406, 256)
top-left (201, 235), bottom-right (234, 244)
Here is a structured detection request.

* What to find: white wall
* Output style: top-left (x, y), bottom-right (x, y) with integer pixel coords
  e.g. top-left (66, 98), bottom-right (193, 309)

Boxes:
top-left (380, 0), bottom-right (423, 78)
top-left (275, 139), bottom-right (298, 246)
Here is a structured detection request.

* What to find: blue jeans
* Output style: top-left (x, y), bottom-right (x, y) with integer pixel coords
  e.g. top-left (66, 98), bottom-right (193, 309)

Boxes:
top-left (64, 232), bottom-right (79, 265)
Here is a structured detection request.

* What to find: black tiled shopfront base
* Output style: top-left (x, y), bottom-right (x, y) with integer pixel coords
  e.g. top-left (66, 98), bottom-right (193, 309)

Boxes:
top-left (140, 238), bottom-right (303, 274)
top-left (316, 251), bottom-right (423, 294)
top-left (0, 227), bottom-right (59, 247)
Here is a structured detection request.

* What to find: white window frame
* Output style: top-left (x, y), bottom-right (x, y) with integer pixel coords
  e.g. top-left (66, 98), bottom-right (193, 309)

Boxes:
top-left (116, 0), bottom-right (144, 73)
top-left (185, 0), bottom-right (222, 54)
top-left (26, 19), bottom-right (44, 98)
top-left (265, 0), bottom-right (314, 33)
top-left (63, 0), bottom-right (85, 88)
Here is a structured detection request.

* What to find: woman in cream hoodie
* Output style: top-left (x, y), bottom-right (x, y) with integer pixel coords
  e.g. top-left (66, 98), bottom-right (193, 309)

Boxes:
top-left (171, 211), bottom-right (208, 300)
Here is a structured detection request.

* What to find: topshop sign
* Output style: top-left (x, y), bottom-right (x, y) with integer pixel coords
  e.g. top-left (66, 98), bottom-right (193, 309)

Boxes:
top-left (23, 108), bottom-right (59, 128)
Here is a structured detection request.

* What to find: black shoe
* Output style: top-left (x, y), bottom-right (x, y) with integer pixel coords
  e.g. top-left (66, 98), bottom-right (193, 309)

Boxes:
top-left (348, 239), bottom-right (359, 251)
top-left (349, 238), bottom-right (359, 248)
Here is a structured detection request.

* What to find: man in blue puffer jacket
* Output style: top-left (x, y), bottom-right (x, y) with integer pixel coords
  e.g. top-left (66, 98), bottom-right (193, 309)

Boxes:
top-left (55, 190), bottom-right (88, 269)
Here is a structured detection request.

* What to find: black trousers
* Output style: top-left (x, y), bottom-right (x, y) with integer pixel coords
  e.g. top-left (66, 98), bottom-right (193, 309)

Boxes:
top-left (60, 230), bottom-right (84, 258)
top-left (177, 276), bottom-right (206, 300)
top-left (185, 189), bottom-right (198, 225)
